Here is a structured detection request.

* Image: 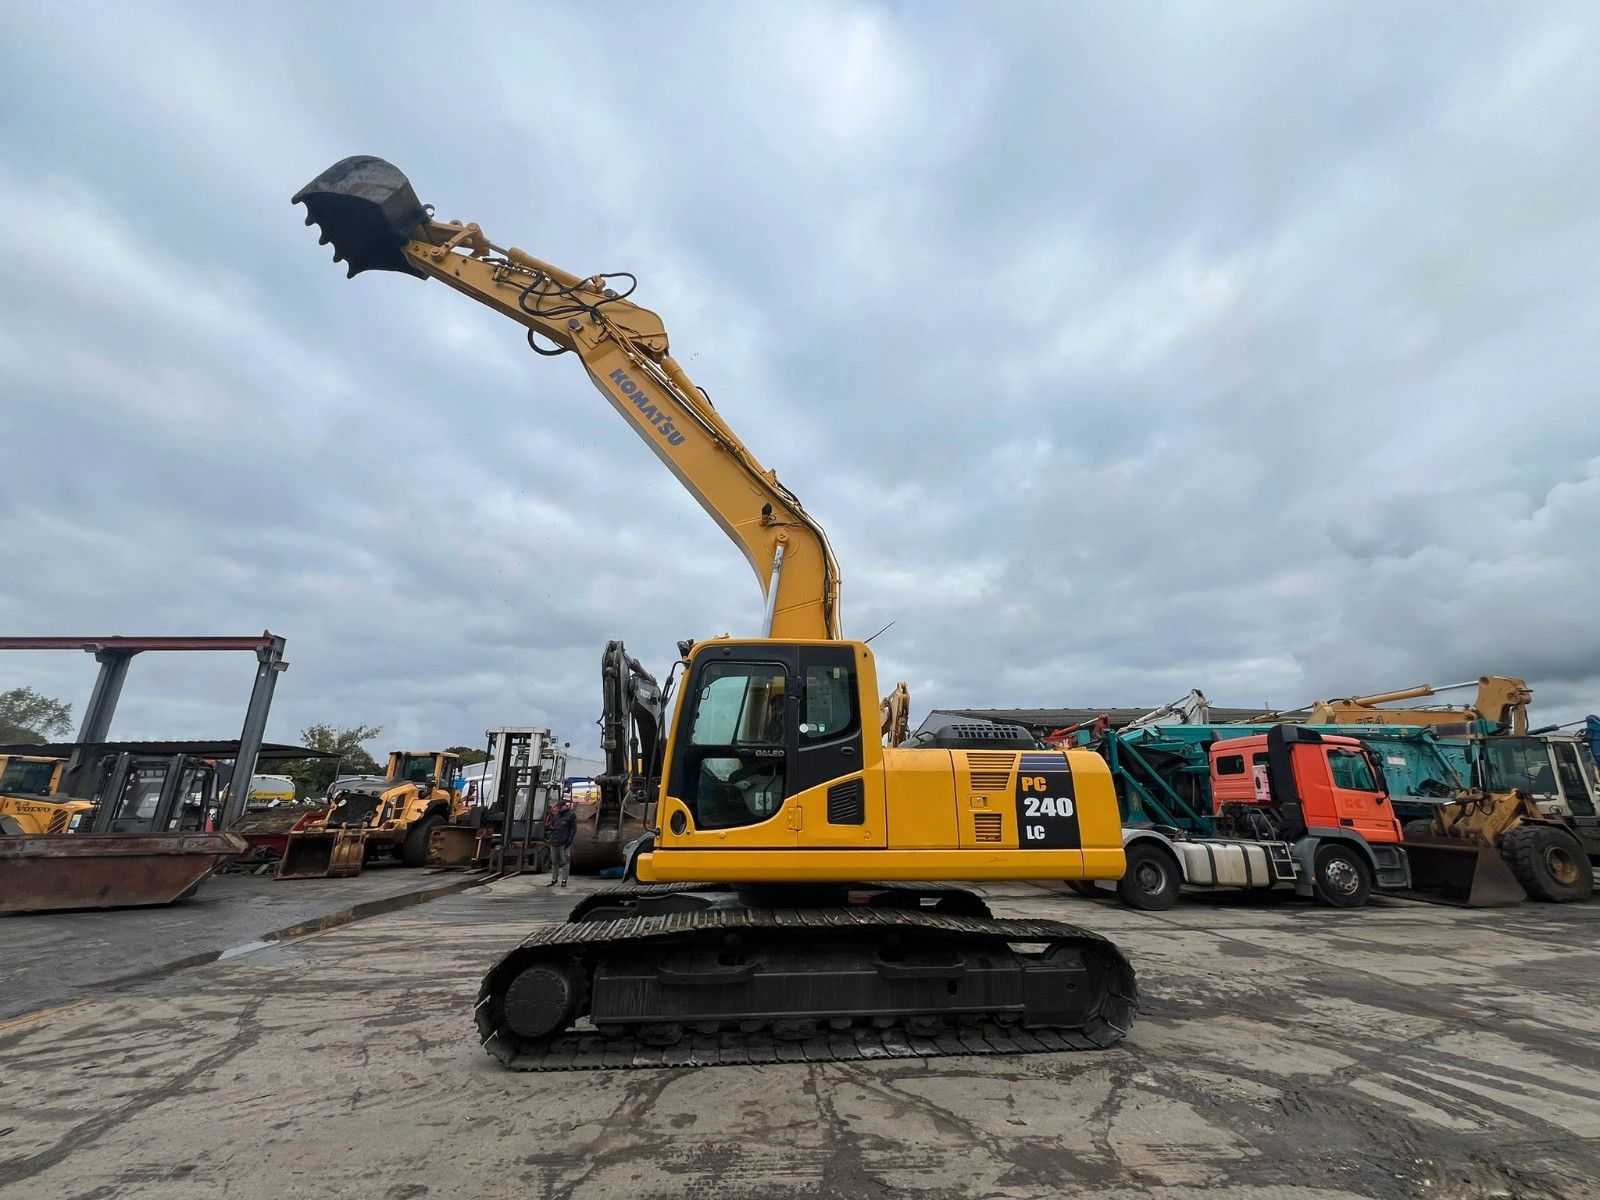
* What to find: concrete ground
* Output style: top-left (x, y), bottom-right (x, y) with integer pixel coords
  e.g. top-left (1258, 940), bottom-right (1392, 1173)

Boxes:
top-left (0, 864), bottom-right (475, 1020)
top-left (2, 878), bottom-right (1598, 1200)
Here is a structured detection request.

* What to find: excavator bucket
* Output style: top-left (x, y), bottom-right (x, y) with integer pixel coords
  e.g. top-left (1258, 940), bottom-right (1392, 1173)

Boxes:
top-left (276, 828), bottom-right (367, 880)
top-left (292, 156), bottom-right (428, 279)
top-left (1402, 837), bottom-right (1527, 907)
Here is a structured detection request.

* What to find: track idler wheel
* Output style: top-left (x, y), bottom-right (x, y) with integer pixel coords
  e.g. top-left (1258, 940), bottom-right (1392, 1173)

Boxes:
top-left (501, 959), bottom-right (585, 1041)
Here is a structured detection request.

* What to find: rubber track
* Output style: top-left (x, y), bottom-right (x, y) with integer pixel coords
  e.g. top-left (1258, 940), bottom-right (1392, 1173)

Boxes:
top-left (477, 907), bottom-right (1137, 1071)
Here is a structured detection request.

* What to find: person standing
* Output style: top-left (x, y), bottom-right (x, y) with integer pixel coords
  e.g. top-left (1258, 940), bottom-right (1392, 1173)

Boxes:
top-left (547, 797), bottom-right (577, 888)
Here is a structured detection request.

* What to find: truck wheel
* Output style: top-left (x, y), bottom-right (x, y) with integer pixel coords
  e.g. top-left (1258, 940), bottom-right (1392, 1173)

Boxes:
top-left (1116, 844), bottom-right (1182, 911)
top-left (1500, 825), bottom-right (1594, 903)
top-left (1402, 818), bottom-right (1436, 841)
top-left (1067, 881), bottom-right (1101, 898)
top-left (1313, 844), bottom-right (1371, 908)
top-left (401, 813), bottom-right (444, 867)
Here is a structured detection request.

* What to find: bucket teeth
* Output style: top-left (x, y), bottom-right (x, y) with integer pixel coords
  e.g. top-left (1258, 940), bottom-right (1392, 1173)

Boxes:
top-left (292, 156), bottom-right (428, 279)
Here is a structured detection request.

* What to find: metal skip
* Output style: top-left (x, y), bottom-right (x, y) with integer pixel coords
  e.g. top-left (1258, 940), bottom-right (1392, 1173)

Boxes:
top-left (1401, 836), bottom-right (1528, 907)
top-left (0, 832), bottom-right (246, 914)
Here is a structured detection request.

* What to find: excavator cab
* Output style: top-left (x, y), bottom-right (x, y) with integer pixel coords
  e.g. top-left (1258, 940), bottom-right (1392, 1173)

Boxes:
top-left (641, 640), bottom-right (872, 870)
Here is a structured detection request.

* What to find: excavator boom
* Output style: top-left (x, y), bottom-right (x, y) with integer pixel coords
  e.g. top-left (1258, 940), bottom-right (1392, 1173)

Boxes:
top-left (295, 156), bottom-right (840, 641)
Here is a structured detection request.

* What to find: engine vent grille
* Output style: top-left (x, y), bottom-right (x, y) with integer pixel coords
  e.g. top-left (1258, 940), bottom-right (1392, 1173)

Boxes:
top-left (325, 796), bottom-right (381, 829)
top-left (965, 751), bottom-right (1014, 792)
top-left (827, 778), bottom-right (865, 826)
top-left (973, 812), bottom-right (1004, 842)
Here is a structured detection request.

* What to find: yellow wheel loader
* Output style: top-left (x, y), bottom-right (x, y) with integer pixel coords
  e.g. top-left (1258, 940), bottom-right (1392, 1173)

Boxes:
top-left (1403, 732), bottom-right (1597, 904)
top-left (0, 754), bottom-right (91, 835)
top-left (277, 751), bottom-right (465, 879)
top-left (295, 157), bottom-right (1137, 1068)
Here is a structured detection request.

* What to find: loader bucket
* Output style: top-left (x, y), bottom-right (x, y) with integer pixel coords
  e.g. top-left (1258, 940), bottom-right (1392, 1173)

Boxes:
top-left (293, 156), bottom-right (428, 278)
top-left (427, 824), bottom-right (480, 868)
top-left (276, 829), bottom-right (367, 880)
top-left (1401, 837), bottom-right (1527, 907)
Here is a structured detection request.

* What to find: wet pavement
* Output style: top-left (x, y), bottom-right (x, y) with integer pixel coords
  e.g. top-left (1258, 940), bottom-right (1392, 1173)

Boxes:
top-left (0, 865), bottom-right (481, 1019)
top-left (2, 878), bottom-right (1598, 1198)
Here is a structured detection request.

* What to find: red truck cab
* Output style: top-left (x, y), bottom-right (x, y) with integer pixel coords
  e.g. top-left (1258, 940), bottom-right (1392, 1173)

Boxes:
top-left (1210, 730), bottom-right (1403, 845)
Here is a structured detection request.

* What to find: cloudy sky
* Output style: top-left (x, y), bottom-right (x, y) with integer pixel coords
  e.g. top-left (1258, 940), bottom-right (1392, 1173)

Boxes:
top-left (2, 2), bottom-right (1597, 758)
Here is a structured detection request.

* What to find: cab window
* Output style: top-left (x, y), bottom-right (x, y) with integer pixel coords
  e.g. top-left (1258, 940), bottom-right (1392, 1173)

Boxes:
top-left (689, 663), bottom-right (787, 746)
top-left (1329, 749), bottom-right (1378, 792)
top-left (803, 661), bottom-right (857, 743)
top-left (675, 661), bottom-right (789, 830)
top-left (677, 661), bottom-right (790, 830)
top-left (398, 754), bottom-right (437, 784)
top-left (1551, 743), bottom-right (1597, 816)
top-left (1215, 754), bottom-right (1245, 776)
top-left (1482, 737), bottom-right (1555, 798)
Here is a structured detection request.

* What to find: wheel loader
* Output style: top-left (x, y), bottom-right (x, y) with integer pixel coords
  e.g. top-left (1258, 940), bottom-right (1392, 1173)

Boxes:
top-left (0, 754), bottom-right (91, 835)
top-left (277, 750), bottom-right (465, 879)
top-left (1402, 732), bottom-right (1597, 904)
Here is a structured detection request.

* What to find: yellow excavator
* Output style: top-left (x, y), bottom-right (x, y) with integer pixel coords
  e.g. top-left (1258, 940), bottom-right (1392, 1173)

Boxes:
top-left (296, 157), bottom-right (1136, 1068)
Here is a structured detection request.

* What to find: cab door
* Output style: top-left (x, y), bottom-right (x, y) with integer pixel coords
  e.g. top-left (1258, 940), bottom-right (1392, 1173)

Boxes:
top-left (661, 651), bottom-right (799, 848)
top-left (1326, 747), bottom-right (1399, 841)
top-left (793, 644), bottom-right (884, 848)
top-left (1549, 741), bottom-right (1599, 856)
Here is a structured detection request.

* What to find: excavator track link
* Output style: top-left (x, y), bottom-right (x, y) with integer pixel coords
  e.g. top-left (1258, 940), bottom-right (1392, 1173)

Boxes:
top-left (476, 904), bottom-right (1136, 1071)
top-left (566, 881), bottom-right (992, 922)
top-left (483, 1015), bottom-right (1116, 1072)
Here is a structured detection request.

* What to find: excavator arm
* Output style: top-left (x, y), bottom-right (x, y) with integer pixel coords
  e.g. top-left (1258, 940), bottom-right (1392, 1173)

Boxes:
top-left (1300, 676), bottom-right (1532, 734)
top-left (294, 156), bottom-right (841, 640)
